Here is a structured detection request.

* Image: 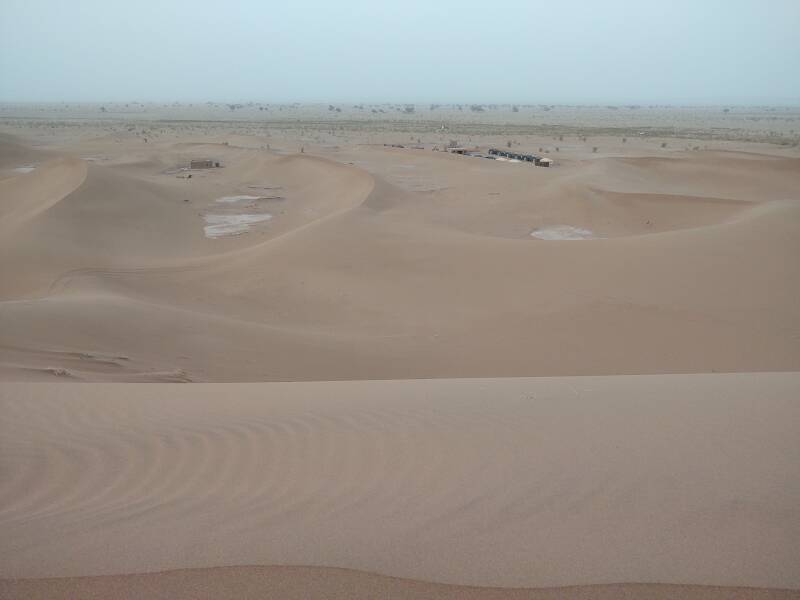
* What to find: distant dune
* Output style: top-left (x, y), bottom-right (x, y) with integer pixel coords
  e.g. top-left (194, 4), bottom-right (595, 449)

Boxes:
top-left (1, 130), bottom-right (798, 381)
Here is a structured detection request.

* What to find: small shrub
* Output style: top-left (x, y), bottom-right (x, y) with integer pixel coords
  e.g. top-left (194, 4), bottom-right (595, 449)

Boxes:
top-left (592, 147), bottom-right (598, 153)
top-left (661, 142), bottom-right (667, 148)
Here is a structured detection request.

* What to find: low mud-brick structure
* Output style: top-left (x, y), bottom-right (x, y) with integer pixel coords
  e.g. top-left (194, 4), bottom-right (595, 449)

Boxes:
top-left (190, 159), bottom-right (220, 169)
top-left (488, 148), bottom-right (551, 166)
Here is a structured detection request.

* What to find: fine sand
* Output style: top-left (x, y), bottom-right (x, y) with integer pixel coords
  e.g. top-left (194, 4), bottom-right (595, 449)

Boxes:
top-left (1, 374), bottom-right (799, 599)
top-left (1, 126), bottom-right (799, 381)
top-left (1, 109), bottom-right (799, 598)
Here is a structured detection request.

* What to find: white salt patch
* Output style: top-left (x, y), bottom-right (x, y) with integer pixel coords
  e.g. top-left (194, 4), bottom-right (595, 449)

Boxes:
top-left (530, 225), bottom-right (596, 240)
top-left (216, 195), bottom-right (263, 203)
top-left (203, 213), bottom-right (272, 238)
top-left (14, 165), bottom-right (35, 173)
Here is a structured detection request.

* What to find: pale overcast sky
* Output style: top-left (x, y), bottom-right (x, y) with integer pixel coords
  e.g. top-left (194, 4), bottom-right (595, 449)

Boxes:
top-left (1, 0), bottom-right (798, 104)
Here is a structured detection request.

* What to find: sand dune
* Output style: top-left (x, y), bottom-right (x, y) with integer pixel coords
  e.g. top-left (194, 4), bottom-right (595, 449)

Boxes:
top-left (4, 567), bottom-right (799, 600)
top-left (1, 374), bottom-right (798, 593)
top-left (0, 157), bottom-right (87, 234)
top-left (1, 133), bottom-right (798, 380)
top-left (1, 121), bottom-right (799, 598)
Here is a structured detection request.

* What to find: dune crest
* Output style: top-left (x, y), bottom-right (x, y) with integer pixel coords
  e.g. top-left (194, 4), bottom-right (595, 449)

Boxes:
top-left (3, 566), bottom-right (799, 600)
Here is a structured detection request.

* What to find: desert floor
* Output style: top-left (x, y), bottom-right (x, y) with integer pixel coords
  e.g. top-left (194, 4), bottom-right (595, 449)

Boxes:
top-left (1, 104), bottom-right (799, 598)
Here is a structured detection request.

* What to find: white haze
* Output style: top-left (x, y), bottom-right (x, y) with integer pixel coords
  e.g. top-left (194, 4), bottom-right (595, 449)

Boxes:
top-left (1, 0), bottom-right (798, 105)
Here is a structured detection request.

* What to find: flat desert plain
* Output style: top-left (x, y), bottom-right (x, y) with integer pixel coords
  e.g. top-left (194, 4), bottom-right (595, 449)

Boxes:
top-left (1, 104), bottom-right (799, 599)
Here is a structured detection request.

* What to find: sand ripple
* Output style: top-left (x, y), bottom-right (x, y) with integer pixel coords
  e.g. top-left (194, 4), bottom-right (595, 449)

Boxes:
top-left (1, 374), bottom-right (798, 589)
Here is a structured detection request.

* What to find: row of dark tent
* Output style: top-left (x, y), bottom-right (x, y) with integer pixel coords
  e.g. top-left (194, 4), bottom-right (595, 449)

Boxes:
top-left (488, 148), bottom-right (550, 166)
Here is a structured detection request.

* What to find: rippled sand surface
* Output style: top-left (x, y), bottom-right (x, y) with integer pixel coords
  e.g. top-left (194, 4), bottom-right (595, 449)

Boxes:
top-left (2, 374), bottom-right (799, 597)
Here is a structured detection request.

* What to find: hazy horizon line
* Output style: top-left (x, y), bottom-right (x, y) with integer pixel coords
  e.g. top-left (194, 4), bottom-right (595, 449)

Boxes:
top-left (2, 99), bottom-right (800, 108)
